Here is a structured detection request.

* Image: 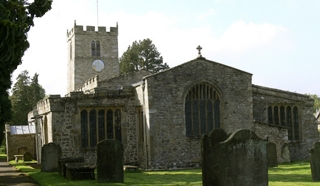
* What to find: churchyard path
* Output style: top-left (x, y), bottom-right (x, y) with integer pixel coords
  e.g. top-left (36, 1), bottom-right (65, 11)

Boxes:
top-left (0, 161), bottom-right (39, 186)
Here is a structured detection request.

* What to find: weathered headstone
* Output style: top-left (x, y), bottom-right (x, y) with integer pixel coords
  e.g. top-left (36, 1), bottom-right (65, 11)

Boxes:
top-left (309, 142), bottom-right (320, 181)
top-left (202, 129), bottom-right (229, 185)
top-left (23, 151), bottom-right (33, 161)
top-left (280, 143), bottom-right (290, 163)
top-left (41, 143), bottom-right (61, 172)
top-left (97, 139), bottom-right (124, 183)
top-left (202, 129), bottom-right (268, 186)
top-left (58, 157), bottom-right (84, 177)
top-left (267, 142), bottom-right (278, 167)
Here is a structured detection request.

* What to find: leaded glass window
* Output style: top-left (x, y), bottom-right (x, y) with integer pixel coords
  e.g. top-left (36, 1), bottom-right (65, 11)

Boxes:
top-left (96, 41), bottom-right (100, 56)
top-left (91, 41), bottom-right (96, 56)
top-left (266, 105), bottom-right (299, 141)
top-left (185, 83), bottom-right (220, 137)
top-left (80, 108), bottom-right (122, 148)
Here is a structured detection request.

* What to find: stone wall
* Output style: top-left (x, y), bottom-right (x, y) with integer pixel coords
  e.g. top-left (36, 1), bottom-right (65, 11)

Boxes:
top-left (252, 122), bottom-right (289, 163)
top-left (33, 89), bottom-right (140, 166)
top-left (67, 23), bottom-right (119, 93)
top-left (252, 85), bottom-right (319, 161)
top-left (144, 58), bottom-right (254, 169)
top-left (5, 126), bottom-right (35, 161)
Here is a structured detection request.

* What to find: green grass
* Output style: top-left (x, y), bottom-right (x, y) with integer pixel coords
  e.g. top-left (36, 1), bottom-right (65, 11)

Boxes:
top-left (1, 145), bottom-right (318, 186)
top-left (10, 161), bottom-right (203, 185)
top-left (9, 161), bottom-right (319, 186)
top-left (269, 161), bottom-right (317, 186)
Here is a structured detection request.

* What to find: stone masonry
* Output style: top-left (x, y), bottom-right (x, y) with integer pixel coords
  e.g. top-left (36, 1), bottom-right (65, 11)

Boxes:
top-left (28, 23), bottom-right (319, 170)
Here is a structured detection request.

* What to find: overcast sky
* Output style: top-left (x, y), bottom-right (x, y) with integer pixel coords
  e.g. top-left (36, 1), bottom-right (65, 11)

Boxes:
top-left (12, 0), bottom-right (320, 96)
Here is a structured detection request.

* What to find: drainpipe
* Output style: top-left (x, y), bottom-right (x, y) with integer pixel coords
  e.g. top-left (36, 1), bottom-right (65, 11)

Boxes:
top-left (142, 78), bottom-right (149, 170)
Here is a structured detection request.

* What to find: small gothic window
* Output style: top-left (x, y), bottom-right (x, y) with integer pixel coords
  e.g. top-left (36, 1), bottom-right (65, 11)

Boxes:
top-left (286, 106), bottom-right (293, 140)
top-left (96, 41), bottom-right (100, 56)
top-left (98, 110), bottom-right (105, 142)
top-left (81, 110), bottom-right (88, 148)
top-left (280, 106), bottom-right (285, 126)
top-left (274, 106), bottom-right (279, 125)
top-left (267, 106), bottom-right (273, 124)
top-left (91, 41), bottom-right (96, 56)
top-left (185, 83), bottom-right (220, 137)
top-left (89, 109), bottom-right (97, 147)
top-left (107, 109), bottom-right (113, 139)
top-left (293, 107), bottom-right (299, 140)
top-left (115, 109), bottom-right (122, 142)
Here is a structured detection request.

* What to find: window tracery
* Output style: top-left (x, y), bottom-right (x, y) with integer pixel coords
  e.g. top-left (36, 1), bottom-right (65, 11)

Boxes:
top-left (185, 83), bottom-right (220, 137)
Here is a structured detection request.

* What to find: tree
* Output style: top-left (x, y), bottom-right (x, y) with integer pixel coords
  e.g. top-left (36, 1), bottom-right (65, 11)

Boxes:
top-left (307, 94), bottom-right (320, 113)
top-left (0, 0), bottom-right (52, 143)
top-left (120, 38), bottom-right (169, 74)
top-left (9, 71), bottom-right (45, 125)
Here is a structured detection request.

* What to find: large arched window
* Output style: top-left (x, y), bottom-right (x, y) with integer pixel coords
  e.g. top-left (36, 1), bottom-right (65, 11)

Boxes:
top-left (185, 83), bottom-right (220, 137)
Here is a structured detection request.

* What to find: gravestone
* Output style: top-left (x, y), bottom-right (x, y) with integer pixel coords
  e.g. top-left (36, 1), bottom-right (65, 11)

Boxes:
top-left (309, 142), bottom-right (320, 181)
top-left (59, 157), bottom-right (84, 177)
top-left (41, 143), bottom-right (61, 172)
top-left (17, 146), bottom-right (27, 155)
top-left (267, 142), bottom-right (278, 167)
top-left (97, 139), bottom-right (124, 183)
top-left (23, 151), bottom-right (33, 161)
top-left (280, 143), bottom-right (290, 163)
top-left (202, 129), bottom-right (268, 186)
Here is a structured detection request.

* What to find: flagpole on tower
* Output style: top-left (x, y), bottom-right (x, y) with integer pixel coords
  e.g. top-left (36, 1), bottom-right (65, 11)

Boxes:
top-left (96, 0), bottom-right (99, 27)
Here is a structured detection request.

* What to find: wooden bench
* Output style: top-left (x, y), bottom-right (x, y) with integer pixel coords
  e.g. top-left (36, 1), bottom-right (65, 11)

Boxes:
top-left (123, 165), bottom-right (138, 171)
top-left (65, 163), bottom-right (95, 180)
top-left (14, 155), bottom-right (24, 163)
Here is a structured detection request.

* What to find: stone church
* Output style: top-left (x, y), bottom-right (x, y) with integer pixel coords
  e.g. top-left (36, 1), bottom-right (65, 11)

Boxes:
top-left (28, 22), bottom-right (319, 170)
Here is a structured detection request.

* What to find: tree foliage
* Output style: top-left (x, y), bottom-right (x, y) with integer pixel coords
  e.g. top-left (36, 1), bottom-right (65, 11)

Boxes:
top-left (0, 0), bottom-right (52, 142)
top-left (307, 94), bottom-right (320, 113)
top-left (120, 38), bottom-right (169, 74)
top-left (9, 70), bottom-right (45, 125)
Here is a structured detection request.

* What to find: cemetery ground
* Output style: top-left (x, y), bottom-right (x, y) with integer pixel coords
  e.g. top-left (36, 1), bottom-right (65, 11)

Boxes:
top-left (0, 147), bottom-right (319, 185)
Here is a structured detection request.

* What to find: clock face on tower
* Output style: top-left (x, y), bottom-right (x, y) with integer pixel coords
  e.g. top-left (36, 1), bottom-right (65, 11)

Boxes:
top-left (92, 59), bottom-right (105, 72)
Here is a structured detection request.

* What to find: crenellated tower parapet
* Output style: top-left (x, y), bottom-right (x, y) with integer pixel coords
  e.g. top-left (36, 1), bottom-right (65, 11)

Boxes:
top-left (67, 20), bottom-right (120, 94)
top-left (67, 21), bottom-right (118, 38)
top-left (75, 75), bottom-right (99, 93)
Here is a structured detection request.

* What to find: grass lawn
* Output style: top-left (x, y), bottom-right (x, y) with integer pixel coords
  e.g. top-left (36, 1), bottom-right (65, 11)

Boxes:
top-left (8, 161), bottom-right (319, 186)
top-left (1, 146), bottom-right (319, 186)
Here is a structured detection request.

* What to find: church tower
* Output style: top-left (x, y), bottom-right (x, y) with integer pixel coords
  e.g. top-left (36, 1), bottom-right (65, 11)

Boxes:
top-left (66, 21), bottom-right (119, 93)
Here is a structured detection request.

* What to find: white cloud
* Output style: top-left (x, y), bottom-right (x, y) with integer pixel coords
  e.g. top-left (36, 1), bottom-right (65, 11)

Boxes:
top-left (196, 8), bottom-right (216, 21)
top-left (12, 1), bottom-right (292, 96)
top-left (216, 20), bottom-right (288, 54)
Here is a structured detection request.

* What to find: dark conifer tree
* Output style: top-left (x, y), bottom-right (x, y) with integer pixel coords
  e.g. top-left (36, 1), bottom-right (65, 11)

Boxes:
top-left (120, 38), bottom-right (169, 74)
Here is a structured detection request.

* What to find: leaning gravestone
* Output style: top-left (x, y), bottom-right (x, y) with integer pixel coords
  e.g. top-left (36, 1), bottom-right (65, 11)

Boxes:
top-left (97, 139), bottom-right (124, 183)
top-left (309, 142), bottom-right (320, 181)
top-left (41, 143), bottom-right (61, 172)
top-left (202, 129), bottom-right (268, 186)
top-left (267, 142), bottom-right (278, 167)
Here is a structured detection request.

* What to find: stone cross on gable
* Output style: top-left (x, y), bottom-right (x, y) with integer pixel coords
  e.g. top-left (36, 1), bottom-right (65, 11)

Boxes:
top-left (197, 45), bottom-right (202, 57)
